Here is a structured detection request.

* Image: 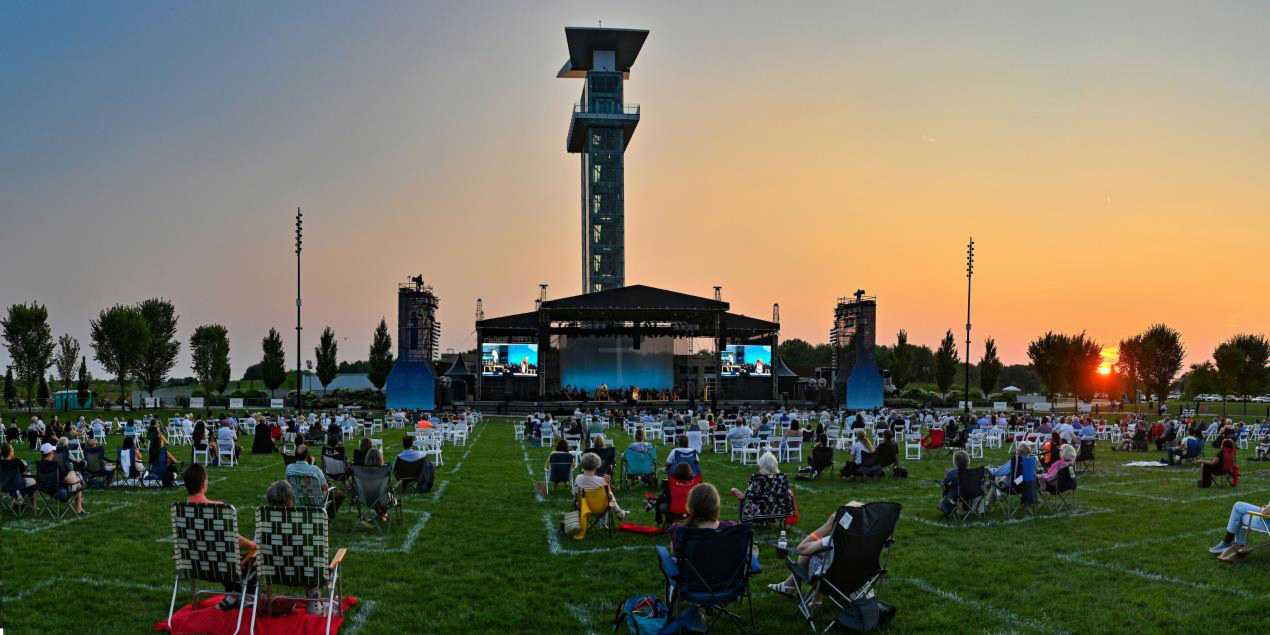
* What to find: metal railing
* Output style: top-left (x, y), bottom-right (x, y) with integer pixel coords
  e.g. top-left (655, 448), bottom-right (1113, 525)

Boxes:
top-left (573, 102), bottom-right (639, 115)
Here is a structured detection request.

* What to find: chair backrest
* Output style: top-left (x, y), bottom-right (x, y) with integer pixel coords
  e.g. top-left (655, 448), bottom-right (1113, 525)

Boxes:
top-left (956, 467), bottom-right (986, 501)
top-left (323, 454), bottom-right (348, 480)
top-left (580, 486), bottom-right (609, 514)
top-left (740, 473), bottom-right (794, 522)
top-left (35, 460), bottom-right (61, 493)
top-left (685, 431), bottom-right (703, 452)
top-left (119, 448), bottom-right (136, 478)
top-left (170, 502), bottom-right (243, 587)
top-left (548, 452), bottom-right (574, 483)
top-left (667, 475), bottom-right (702, 516)
top-left (287, 471), bottom-right (328, 507)
top-left (148, 447), bottom-right (169, 477)
top-left (822, 502), bottom-right (902, 599)
top-left (811, 445), bottom-right (834, 470)
top-left (350, 464), bottom-right (393, 507)
top-left (623, 446), bottom-right (655, 475)
top-left (1055, 464), bottom-right (1077, 493)
top-left (668, 448), bottom-right (701, 476)
top-left (670, 523), bottom-right (755, 597)
top-left (594, 446), bottom-right (617, 476)
top-left (254, 506), bottom-right (330, 589)
top-left (393, 456), bottom-right (426, 484)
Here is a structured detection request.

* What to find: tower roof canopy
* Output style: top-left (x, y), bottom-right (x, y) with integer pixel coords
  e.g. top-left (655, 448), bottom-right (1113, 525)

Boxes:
top-left (557, 27), bottom-right (649, 78)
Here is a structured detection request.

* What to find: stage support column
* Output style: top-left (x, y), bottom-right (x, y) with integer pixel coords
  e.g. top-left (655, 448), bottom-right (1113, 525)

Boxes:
top-left (538, 311), bottom-right (549, 400)
top-left (475, 330), bottom-right (483, 401)
top-left (713, 312), bottom-right (723, 408)
top-left (771, 331), bottom-right (779, 401)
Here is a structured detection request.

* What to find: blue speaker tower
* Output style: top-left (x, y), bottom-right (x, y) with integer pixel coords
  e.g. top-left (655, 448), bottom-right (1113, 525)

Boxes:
top-left (833, 290), bottom-right (883, 410)
top-left (386, 276), bottom-right (439, 411)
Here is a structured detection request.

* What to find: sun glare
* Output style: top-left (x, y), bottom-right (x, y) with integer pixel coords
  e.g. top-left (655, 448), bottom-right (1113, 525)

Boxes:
top-left (1097, 346), bottom-right (1119, 375)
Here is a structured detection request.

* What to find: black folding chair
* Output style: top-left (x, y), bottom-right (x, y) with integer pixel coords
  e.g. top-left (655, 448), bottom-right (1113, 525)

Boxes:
top-left (349, 464), bottom-right (399, 529)
top-left (1043, 464), bottom-right (1078, 512)
top-left (786, 502), bottom-right (902, 633)
top-left (657, 523), bottom-right (760, 632)
top-left (946, 467), bottom-right (987, 522)
top-left (34, 461), bottom-right (74, 519)
top-left (1074, 440), bottom-right (1096, 474)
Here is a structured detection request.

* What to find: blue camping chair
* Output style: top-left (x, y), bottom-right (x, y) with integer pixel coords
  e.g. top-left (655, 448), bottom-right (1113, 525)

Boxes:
top-left (667, 448), bottom-right (701, 478)
top-left (144, 447), bottom-right (172, 487)
top-left (657, 523), bottom-right (760, 632)
top-left (620, 445), bottom-right (657, 490)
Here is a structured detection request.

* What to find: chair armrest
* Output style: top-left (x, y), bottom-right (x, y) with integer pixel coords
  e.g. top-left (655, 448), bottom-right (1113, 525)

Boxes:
top-left (656, 546), bottom-right (679, 579)
top-left (329, 547), bottom-right (347, 570)
top-left (1249, 511), bottom-right (1268, 519)
top-left (786, 558), bottom-right (810, 583)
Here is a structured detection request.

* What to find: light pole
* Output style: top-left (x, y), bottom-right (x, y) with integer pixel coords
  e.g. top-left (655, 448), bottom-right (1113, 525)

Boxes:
top-left (295, 207), bottom-right (303, 418)
top-left (964, 237), bottom-right (974, 416)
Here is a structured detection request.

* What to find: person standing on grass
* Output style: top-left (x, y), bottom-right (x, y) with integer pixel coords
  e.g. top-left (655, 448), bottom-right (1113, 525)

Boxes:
top-left (1209, 498), bottom-right (1270, 562)
top-left (182, 463), bottom-right (256, 610)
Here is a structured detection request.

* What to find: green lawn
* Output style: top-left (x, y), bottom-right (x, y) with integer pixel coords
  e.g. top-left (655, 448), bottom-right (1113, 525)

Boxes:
top-left (2, 415), bottom-right (1269, 634)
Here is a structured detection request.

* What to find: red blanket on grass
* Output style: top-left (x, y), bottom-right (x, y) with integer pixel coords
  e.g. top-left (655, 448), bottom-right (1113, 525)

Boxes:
top-left (155, 595), bottom-right (359, 635)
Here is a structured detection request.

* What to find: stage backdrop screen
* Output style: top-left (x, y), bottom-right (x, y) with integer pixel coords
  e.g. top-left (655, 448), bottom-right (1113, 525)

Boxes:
top-left (482, 343), bottom-right (538, 377)
top-left (559, 335), bottom-right (673, 392)
top-left (720, 344), bottom-right (772, 377)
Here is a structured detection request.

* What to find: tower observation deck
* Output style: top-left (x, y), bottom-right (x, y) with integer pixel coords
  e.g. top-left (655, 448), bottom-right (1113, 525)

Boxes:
top-left (558, 26), bottom-right (648, 294)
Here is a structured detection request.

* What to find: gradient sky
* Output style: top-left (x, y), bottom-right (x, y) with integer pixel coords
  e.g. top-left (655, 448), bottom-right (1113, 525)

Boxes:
top-left (2, 1), bottom-right (1267, 378)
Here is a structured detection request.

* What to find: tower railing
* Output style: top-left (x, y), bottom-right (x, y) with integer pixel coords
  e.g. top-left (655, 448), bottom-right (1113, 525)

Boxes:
top-left (573, 102), bottom-right (640, 115)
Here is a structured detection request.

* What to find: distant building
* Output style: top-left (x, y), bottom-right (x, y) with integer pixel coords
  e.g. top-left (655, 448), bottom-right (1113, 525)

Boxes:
top-left (560, 26), bottom-right (648, 293)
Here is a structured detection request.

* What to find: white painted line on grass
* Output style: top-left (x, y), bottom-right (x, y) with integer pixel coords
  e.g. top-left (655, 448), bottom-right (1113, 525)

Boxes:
top-left (1055, 552), bottom-right (1254, 599)
top-left (895, 576), bottom-right (1069, 635)
top-left (907, 507), bottom-right (1112, 530)
top-left (342, 599), bottom-right (378, 635)
top-left (1055, 528), bottom-right (1256, 599)
top-left (565, 601), bottom-right (609, 635)
top-left (1, 500), bottom-right (138, 534)
top-left (522, 447), bottom-right (545, 503)
top-left (0, 576), bottom-right (167, 603)
top-left (431, 480), bottom-right (449, 503)
top-left (542, 512), bottom-right (651, 556)
top-left (351, 510), bottom-right (432, 554)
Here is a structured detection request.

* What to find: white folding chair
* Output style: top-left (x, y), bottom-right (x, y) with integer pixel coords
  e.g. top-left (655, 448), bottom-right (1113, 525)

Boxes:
top-left (783, 438), bottom-right (803, 463)
top-left (904, 435), bottom-right (922, 461)
top-left (193, 446), bottom-right (210, 465)
top-left (217, 440), bottom-right (237, 467)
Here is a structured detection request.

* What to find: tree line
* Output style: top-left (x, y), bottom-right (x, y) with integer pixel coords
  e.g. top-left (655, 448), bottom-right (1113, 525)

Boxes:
top-left (779, 322), bottom-right (1267, 404)
top-left (1, 300), bottom-right (400, 408)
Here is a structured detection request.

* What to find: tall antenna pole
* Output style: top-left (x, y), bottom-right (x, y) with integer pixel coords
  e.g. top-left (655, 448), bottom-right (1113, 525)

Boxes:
top-left (964, 237), bottom-right (975, 415)
top-left (295, 207), bottom-right (304, 418)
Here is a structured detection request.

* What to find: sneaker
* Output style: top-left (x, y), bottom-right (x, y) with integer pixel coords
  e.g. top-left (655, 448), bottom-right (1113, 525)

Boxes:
top-left (1217, 545), bottom-right (1249, 562)
top-left (767, 581), bottom-right (797, 597)
top-left (1209, 540), bottom-right (1233, 554)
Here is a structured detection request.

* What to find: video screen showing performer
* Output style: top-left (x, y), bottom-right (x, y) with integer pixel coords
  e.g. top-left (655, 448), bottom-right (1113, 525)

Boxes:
top-left (482, 343), bottom-right (538, 376)
top-left (720, 344), bottom-right (772, 377)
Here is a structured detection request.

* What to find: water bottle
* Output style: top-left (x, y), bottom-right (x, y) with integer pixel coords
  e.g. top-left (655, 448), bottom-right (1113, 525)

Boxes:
top-left (777, 530), bottom-right (788, 554)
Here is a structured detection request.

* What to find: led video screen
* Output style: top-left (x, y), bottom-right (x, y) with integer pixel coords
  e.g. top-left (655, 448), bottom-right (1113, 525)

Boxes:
top-left (720, 344), bottom-right (772, 377)
top-left (481, 343), bottom-right (538, 377)
top-left (559, 335), bottom-right (673, 391)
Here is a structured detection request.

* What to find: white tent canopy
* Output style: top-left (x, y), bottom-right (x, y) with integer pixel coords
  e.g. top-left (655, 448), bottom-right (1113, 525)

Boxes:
top-left (1002, 385), bottom-right (1023, 393)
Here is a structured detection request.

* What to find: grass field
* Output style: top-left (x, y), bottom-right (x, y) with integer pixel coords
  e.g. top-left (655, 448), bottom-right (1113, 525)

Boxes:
top-left (2, 414), bottom-right (1269, 634)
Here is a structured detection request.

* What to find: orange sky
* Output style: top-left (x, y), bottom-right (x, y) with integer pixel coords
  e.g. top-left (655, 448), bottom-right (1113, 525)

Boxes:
top-left (2, 3), bottom-right (1267, 373)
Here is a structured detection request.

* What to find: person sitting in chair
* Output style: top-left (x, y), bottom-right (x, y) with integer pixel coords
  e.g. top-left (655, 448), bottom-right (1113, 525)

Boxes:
top-left (938, 450), bottom-right (973, 516)
top-left (0, 442), bottom-right (36, 503)
top-left (1199, 439), bottom-right (1238, 488)
top-left (183, 463), bottom-right (256, 610)
top-left (1256, 428), bottom-right (1270, 461)
top-left (1039, 432), bottom-right (1062, 468)
top-left (1038, 444), bottom-right (1076, 494)
top-left (991, 441), bottom-right (1038, 505)
top-left (668, 482), bottom-right (736, 555)
top-left (652, 462), bottom-right (700, 525)
top-left (874, 430), bottom-right (900, 474)
top-left (666, 434), bottom-right (700, 472)
top-left (1166, 430), bottom-right (1203, 465)
top-left (767, 503), bottom-right (863, 597)
top-left (1208, 497), bottom-right (1270, 562)
top-left (362, 449), bottom-right (393, 523)
top-left (286, 444), bottom-right (344, 515)
top-left (573, 451), bottom-right (629, 520)
top-left (839, 429), bottom-right (875, 478)
top-left (798, 437), bottom-right (834, 479)
top-left (353, 438), bottom-right (373, 466)
top-left (728, 452), bottom-right (794, 523)
top-left (545, 440), bottom-right (574, 490)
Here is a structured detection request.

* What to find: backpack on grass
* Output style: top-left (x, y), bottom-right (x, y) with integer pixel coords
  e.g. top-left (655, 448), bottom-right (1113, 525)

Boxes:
top-left (613, 595), bottom-right (669, 635)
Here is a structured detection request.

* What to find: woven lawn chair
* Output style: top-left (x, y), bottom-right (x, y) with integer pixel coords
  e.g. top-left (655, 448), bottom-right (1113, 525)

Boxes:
top-left (287, 471), bottom-right (334, 513)
top-left (251, 506), bottom-right (348, 635)
top-left (168, 502), bottom-right (252, 634)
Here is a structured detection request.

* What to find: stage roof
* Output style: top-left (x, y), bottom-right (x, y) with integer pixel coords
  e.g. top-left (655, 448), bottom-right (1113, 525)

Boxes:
top-left (541, 284), bottom-right (727, 311)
